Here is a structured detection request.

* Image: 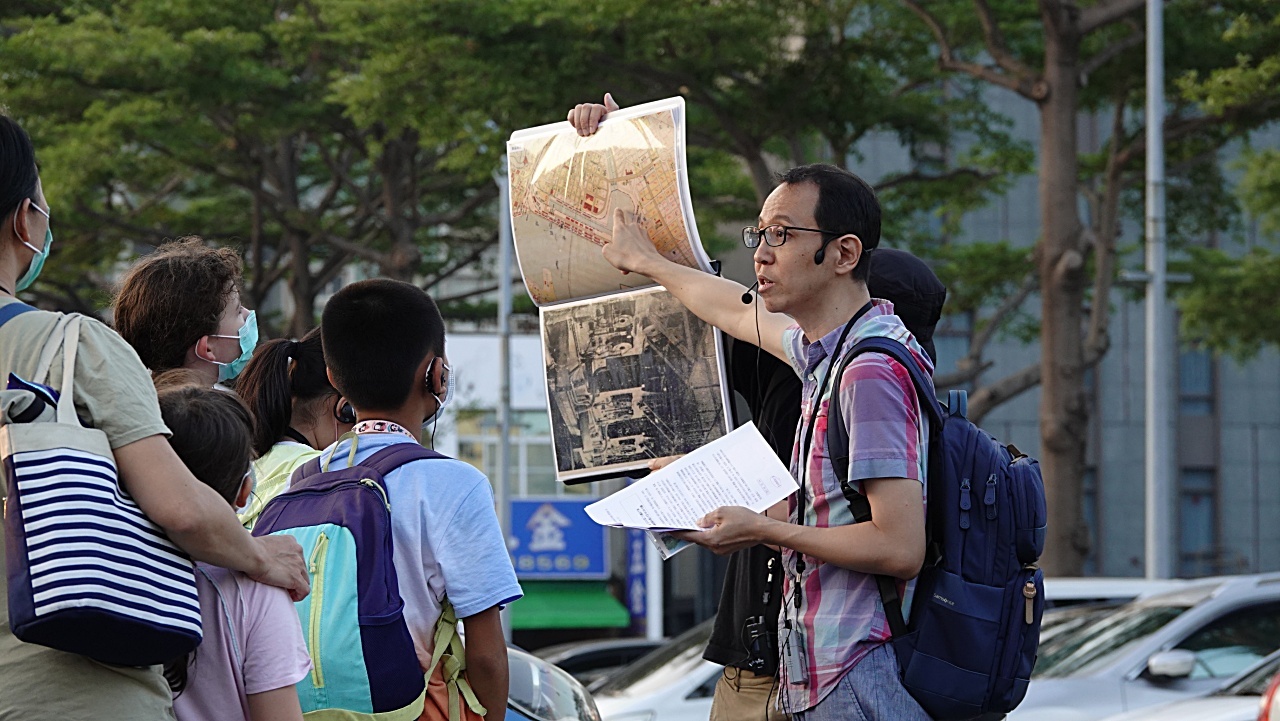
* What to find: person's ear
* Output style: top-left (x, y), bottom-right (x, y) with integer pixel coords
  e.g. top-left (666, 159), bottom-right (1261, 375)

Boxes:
top-left (834, 234), bottom-right (863, 276)
top-left (10, 198), bottom-right (32, 245)
top-left (235, 474), bottom-right (253, 509)
top-left (192, 335), bottom-right (215, 363)
top-left (420, 354), bottom-right (440, 396)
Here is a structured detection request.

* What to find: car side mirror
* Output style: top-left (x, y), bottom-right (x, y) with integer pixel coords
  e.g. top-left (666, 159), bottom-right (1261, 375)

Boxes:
top-left (1147, 649), bottom-right (1196, 679)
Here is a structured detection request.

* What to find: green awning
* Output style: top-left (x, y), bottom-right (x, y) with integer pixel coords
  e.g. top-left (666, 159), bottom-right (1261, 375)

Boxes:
top-left (510, 581), bottom-right (631, 630)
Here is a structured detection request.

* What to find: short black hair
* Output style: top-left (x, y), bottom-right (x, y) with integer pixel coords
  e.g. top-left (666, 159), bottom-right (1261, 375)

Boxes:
top-left (322, 279), bottom-right (445, 411)
top-left (0, 114), bottom-right (39, 224)
top-left (777, 163), bottom-right (881, 281)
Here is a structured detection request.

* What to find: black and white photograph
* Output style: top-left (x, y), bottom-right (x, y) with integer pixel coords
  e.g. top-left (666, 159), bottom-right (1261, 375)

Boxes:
top-left (541, 286), bottom-right (731, 483)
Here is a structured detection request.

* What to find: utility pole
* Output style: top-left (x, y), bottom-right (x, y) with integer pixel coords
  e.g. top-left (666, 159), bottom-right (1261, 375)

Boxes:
top-left (496, 163), bottom-right (515, 637)
top-left (1144, 0), bottom-right (1176, 580)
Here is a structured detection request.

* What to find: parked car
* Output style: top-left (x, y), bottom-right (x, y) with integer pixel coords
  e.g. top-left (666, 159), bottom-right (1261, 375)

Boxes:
top-left (1009, 573), bottom-right (1280, 720)
top-left (1044, 577), bottom-right (1188, 608)
top-left (508, 645), bottom-right (603, 721)
top-left (534, 638), bottom-right (666, 690)
top-left (1096, 649), bottom-right (1280, 721)
top-left (591, 619), bottom-right (720, 721)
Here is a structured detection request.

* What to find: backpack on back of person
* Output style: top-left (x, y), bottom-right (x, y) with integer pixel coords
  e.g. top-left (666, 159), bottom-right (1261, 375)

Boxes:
top-left (827, 336), bottom-right (1048, 721)
top-left (253, 442), bottom-right (442, 720)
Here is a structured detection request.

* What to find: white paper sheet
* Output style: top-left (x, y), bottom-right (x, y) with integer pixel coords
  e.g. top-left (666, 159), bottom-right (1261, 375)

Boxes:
top-left (585, 422), bottom-right (797, 534)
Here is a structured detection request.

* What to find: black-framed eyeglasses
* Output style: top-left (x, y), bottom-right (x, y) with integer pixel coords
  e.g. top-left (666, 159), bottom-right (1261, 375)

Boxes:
top-left (742, 224), bottom-right (842, 249)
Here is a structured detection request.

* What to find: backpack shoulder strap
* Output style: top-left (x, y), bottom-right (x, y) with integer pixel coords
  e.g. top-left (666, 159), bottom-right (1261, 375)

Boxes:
top-left (360, 443), bottom-right (446, 477)
top-left (0, 301), bottom-right (35, 330)
top-left (826, 336), bottom-right (942, 488)
top-left (825, 336), bottom-right (941, 639)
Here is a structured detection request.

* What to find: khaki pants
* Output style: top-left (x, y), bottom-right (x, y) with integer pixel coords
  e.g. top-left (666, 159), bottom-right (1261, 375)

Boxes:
top-left (710, 667), bottom-right (791, 721)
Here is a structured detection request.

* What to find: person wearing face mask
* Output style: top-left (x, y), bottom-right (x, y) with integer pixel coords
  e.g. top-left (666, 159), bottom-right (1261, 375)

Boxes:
top-left (112, 237), bottom-right (258, 388)
top-left (307, 278), bottom-right (520, 721)
top-left (233, 327), bottom-right (356, 529)
top-left (0, 113), bottom-right (309, 721)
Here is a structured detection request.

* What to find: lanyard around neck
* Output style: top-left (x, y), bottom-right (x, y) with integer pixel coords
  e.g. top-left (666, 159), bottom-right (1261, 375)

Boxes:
top-left (791, 301), bottom-right (872, 605)
top-left (352, 419), bottom-right (417, 440)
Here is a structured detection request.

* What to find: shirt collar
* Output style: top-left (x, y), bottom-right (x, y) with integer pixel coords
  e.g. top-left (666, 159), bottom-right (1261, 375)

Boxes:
top-left (802, 299), bottom-right (897, 375)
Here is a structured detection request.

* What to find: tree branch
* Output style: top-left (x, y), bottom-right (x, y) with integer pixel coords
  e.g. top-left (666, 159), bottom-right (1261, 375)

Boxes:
top-left (972, 0), bottom-right (1035, 78)
top-left (1079, 0), bottom-right (1148, 35)
top-left (324, 232), bottom-right (391, 265)
top-left (1080, 29), bottom-right (1144, 82)
top-left (968, 361), bottom-right (1042, 422)
top-left (899, 0), bottom-right (1049, 100)
top-left (874, 167), bottom-right (1000, 192)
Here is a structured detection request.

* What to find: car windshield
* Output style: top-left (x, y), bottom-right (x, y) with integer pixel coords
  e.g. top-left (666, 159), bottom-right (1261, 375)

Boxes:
top-left (507, 646), bottom-right (601, 721)
top-left (593, 619), bottom-right (713, 698)
top-left (1035, 604), bottom-right (1189, 678)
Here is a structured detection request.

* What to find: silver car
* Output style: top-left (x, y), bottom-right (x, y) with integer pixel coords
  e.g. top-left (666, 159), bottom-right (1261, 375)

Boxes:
top-left (1010, 573), bottom-right (1280, 720)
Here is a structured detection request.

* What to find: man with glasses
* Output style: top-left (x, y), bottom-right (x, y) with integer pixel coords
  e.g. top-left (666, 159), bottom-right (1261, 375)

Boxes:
top-left (569, 99), bottom-right (936, 721)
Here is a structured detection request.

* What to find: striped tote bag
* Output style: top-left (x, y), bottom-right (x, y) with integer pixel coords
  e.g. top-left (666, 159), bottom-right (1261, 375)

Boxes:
top-left (1, 314), bottom-right (202, 666)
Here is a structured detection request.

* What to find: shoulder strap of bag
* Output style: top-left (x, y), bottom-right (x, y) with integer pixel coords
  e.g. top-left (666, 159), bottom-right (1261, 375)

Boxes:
top-left (0, 301), bottom-right (35, 330)
top-left (54, 316), bottom-right (83, 425)
top-left (426, 596), bottom-right (486, 721)
top-left (826, 336), bottom-right (941, 638)
top-left (33, 313), bottom-right (77, 386)
top-left (361, 443), bottom-right (446, 477)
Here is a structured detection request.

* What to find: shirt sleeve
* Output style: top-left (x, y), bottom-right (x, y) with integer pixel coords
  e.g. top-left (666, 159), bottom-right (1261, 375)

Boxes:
top-left (68, 317), bottom-right (170, 449)
top-left (838, 353), bottom-right (924, 484)
top-left (781, 324), bottom-right (805, 378)
top-left (240, 578), bottom-right (313, 695)
top-left (434, 473), bottom-right (523, 619)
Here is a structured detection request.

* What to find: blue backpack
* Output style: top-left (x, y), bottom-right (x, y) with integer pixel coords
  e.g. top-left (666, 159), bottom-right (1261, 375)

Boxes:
top-left (827, 337), bottom-right (1048, 720)
top-left (252, 443), bottom-right (440, 719)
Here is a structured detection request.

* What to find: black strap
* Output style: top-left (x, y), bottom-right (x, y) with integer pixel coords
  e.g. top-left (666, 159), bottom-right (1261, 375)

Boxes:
top-left (282, 427), bottom-right (312, 446)
top-left (0, 301), bottom-right (35, 330)
top-left (826, 336), bottom-right (943, 639)
top-left (792, 302), bottom-right (872, 611)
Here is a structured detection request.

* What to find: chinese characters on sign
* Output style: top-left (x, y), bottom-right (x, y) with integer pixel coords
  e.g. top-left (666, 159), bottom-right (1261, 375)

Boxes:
top-left (508, 499), bottom-right (608, 580)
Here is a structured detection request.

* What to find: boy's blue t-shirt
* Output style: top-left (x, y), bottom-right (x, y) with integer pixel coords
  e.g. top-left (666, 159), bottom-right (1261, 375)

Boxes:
top-left (320, 433), bottom-right (522, 666)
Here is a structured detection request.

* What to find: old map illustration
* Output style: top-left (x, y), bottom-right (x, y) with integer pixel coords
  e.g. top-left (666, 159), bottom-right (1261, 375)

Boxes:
top-left (541, 288), bottom-right (730, 483)
top-left (507, 98), bottom-right (710, 305)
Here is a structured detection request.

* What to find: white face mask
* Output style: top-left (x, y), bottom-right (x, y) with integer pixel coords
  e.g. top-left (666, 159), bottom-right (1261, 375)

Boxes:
top-left (422, 358), bottom-right (455, 430)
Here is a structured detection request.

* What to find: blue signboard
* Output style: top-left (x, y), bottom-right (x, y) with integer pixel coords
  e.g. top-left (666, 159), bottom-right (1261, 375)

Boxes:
top-left (508, 498), bottom-right (608, 580)
top-left (625, 528), bottom-right (648, 628)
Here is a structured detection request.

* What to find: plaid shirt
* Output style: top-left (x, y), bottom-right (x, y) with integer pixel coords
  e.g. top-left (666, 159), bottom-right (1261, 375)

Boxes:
top-left (777, 300), bottom-right (932, 713)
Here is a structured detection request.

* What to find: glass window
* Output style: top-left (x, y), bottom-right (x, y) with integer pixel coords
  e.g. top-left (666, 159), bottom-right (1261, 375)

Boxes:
top-left (1178, 470), bottom-right (1217, 578)
top-left (1174, 603), bottom-right (1280, 680)
top-left (1035, 604), bottom-right (1189, 678)
top-left (1178, 348), bottom-right (1214, 416)
top-left (1082, 469), bottom-right (1099, 575)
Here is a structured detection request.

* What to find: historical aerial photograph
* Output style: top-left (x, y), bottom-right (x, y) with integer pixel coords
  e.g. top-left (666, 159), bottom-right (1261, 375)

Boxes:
top-left (541, 287), bottom-right (730, 482)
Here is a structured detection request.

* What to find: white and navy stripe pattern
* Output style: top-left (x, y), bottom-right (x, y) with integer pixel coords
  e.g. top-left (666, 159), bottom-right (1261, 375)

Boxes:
top-left (12, 447), bottom-right (202, 634)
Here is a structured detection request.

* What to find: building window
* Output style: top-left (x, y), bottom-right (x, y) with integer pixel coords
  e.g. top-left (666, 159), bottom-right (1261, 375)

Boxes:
top-left (1178, 348), bottom-right (1214, 416)
top-left (1178, 469), bottom-right (1217, 578)
top-left (1082, 468), bottom-right (1099, 575)
top-left (456, 410), bottom-right (589, 497)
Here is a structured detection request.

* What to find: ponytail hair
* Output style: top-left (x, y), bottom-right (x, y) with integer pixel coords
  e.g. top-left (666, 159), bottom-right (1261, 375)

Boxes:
top-left (235, 326), bottom-right (333, 456)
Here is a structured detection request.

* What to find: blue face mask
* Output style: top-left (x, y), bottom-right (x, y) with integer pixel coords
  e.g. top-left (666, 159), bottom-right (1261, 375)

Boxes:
top-left (208, 310), bottom-right (259, 382)
top-left (14, 204), bottom-right (52, 293)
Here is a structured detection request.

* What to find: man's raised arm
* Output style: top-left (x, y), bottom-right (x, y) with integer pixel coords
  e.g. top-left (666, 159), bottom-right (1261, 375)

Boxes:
top-left (568, 94), bottom-right (792, 360)
top-left (603, 209), bottom-right (789, 360)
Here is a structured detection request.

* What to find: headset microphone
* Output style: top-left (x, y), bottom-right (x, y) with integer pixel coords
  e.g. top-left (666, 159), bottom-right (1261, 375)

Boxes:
top-left (741, 280), bottom-right (759, 305)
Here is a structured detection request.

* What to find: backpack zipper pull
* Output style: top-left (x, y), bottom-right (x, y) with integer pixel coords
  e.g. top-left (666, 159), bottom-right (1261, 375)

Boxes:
top-left (959, 478), bottom-right (971, 530)
top-left (985, 475), bottom-right (998, 520)
top-left (1023, 579), bottom-right (1036, 624)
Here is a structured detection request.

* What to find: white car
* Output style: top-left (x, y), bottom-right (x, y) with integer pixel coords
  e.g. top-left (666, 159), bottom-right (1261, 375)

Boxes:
top-left (1098, 649), bottom-right (1280, 721)
top-left (1010, 573), bottom-right (1280, 721)
top-left (591, 619), bottom-right (720, 721)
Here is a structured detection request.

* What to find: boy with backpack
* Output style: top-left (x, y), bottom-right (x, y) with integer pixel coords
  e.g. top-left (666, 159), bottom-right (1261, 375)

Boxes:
top-left (254, 279), bottom-right (521, 720)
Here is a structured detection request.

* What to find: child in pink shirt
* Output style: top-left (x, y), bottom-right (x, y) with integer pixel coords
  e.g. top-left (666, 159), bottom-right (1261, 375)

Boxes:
top-left (154, 374), bottom-right (312, 721)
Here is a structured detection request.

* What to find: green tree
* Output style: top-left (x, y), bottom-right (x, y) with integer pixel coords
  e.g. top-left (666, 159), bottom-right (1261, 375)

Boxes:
top-left (1, 0), bottom-right (511, 335)
top-left (896, 0), bottom-right (1280, 574)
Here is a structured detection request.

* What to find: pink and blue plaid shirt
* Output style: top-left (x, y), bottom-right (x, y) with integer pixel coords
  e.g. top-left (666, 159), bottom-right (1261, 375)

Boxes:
top-left (777, 300), bottom-right (932, 713)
